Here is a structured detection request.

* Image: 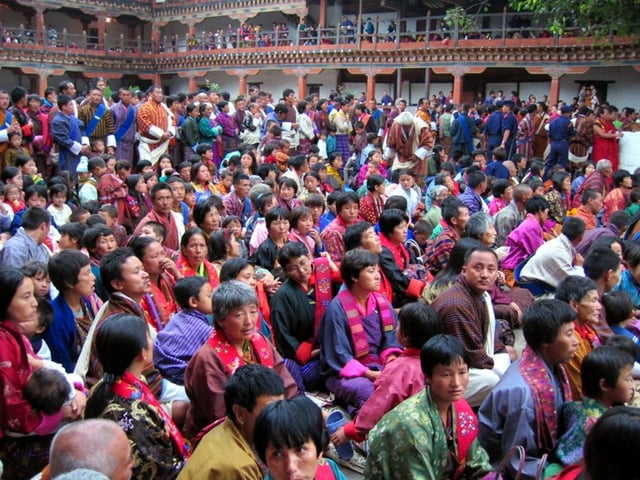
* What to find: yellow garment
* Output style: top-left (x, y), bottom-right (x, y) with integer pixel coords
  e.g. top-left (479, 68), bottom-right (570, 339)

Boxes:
top-left (565, 334), bottom-right (593, 400)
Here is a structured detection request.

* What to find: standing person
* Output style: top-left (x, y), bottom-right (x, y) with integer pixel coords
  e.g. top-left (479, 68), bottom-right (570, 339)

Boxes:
top-left (516, 104), bottom-right (536, 160)
top-left (365, 335), bottom-right (493, 480)
top-left (545, 105), bottom-right (575, 175)
top-left (180, 103), bottom-right (200, 160)
top-left (592, 106), bottom-right (621, 171)
top-left (386, 111), bottom-right (434, 176)
top-left (479, 299), bottom-right (578, 479)
top-left (78, 88), bottom-right (116, 155)
top-left (85, 313), bottom-right (190, 479)
top-left (333, 98), bottom-right (352, 163)
top-left (110, 87), bottom-right (136, 164)
top-left (51, 94), bottom-right (90, 178)
top-left (137, 85), bottom-right (176, 166)
top-left (450, 103), bottom-right (478, 157)
top-left (532, 101), bottom-right (550, 158)
top-left (0, 268), bottom-right (86, 480)
top-left (0, 88), bottom-right (20, 157)
top-left (500, 100), bottom-right (518, 159)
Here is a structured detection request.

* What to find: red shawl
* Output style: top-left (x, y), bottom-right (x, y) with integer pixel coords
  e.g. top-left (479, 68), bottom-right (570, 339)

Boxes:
top-left (207, 329), bottom-right (275, 375)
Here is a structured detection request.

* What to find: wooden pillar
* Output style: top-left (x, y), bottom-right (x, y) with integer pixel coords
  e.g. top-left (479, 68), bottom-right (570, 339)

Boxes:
top-left (366, 74), bottom-right (375, 102)
top-left (453, 74), bottom-right (463, 105)
top-left (239, 75), bottom-right (248, 96)
top-left (188, 77), bottom-right (197, 92)
top-left (297, 74), bottom-right (307, 99)
top-left (35, 8), bottom-right (45, 46)
top-left (36, 73), bottom-right (47, 97)
top-left (549, 75), bottom-right (561, 106)
top-left (97, 16), bottom-right (106, 51)
top-left (319, 0), bottom-right (326, 28)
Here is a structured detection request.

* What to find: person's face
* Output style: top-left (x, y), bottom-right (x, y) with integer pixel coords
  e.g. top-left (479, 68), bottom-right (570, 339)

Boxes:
top-left (588, 193), bottom-right (603, 214)
top-left (352, 264), bottom-right (381, 293)
top-left (240, 153), bottom-right (253, 169)
top-left (9, 173), bottom-right (24, 190)
top-left (169, 181), bottom-right (185, 202)
top-left (94, 234), bottom-right (117, 258)
top-left (23, 160), bottom-right (38, 175)
top-left (0, 92), bottom-right (10, 110)
top-left (573, 289), bottom-right (601, 326)
top-left (139, 225), bottom-right (162, 243)
top-left (480, 224), bottom-right (497, 247)
top-left (72, 264), bottom-right (96, 297)
top-left (427, 358), bottom-right (470, 409)
top-left (561, 177), bottom-right (571, 192)
top-left (605, 262), bottom-right (623, 292)
top-left (399, 174), bottom-right (414, 190)
top-left (227, 234), bottom-right (241, 258)
top-left (90, 89), bottom-right (102, 105)
top-left (453, 206), bottom-right (470, 231)
top-left (10, 135), bottom-right (21, 148)
top-left (462, 251), bottom-right (498, 294)
top-left (7, 279), bottom-right (39, 335)
top-left (265, 439), bottom-right (319, 480)
top-left (30, 272), bottom-right (51, 298)
top-left (390, 220), bottom-right (408, 245)
top-left (219, 303), bottom-right (258, 344)
top-left (620, 176), bottom-right (633, 190)
top-left (151, 87), bottom-right (164, 104)
top-left (145, 174), bottom-right (158, 190)
top-left (98, 211), bottom-right (115, 228)
top-left (197, 165), bottom-right (211, 183)
top-left (360, 226), bottom-right (383, 254)
top-left (105, 157), bottom-right (116, 172)
top-left (111, 256), bottom-right (151, 298)
top-left (184, 190), bottom-right (196, 208)
top-left (183, 233), bottom-right (208, 268)
top-left (331, 156), bottom-right (343, 169)
top-left (152, 188), bottom-right (173, 215)
top-left (444, 175), bottom-right (455, 192)
top-left (119, 90), bottom-right (131, 105)
top-left (236, 179), bottom-right (251, 199)
top-left (339, 201), bottom-right (359, 224)
top-left (201, 207), bottom-right (221, 234)
top-left (192, 283), bottom-right (213, 314)
top-left (236, 264), bottom-right (257, 289)
top-left (269, 217), bottom-right (290, 240)
top-left (57, 232), bottom-right (77, 250)
top-left (606, 364), bottom-right (635, 405)
top-left (307, 204), bottom-right (323, 224)
top-left (543, 321), bottom-right (579, 365)
top-left (502, 186), bottom-right (514, 203)
top-left (141, 241), bottom-right (167, 276)
top-left (304, 175), bottom-right (319, 192)
top-left (220, 175), bottom-right (233, 190)
top-left (279, 184), bottom-right (295, 201)
top-left (159, 157), bottom-right (172, 171)
top-left (585, 164), bottom-right (596, 176)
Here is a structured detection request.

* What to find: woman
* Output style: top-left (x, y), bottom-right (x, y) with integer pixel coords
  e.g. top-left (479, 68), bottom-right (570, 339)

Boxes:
top-left (85, 313), bottom-right (189, 479)
top-left (208, 227), bottom-right (242, 272)
top-left (296, 100), bottom-right (316, 156)
top-left (359, 173), bottom-right (386, 225)
top-left (592, 106), bottom-right (621, 171)
top-left (130, 236), bottom-right (181, 331)
top-left (251, 207), bottom-right (290, 271)
top-left (198, 102), bottom-right (221, 145)
top-left (545, 171), bottom-right (572, 224)
top-left (333, 98), bottom-right (353, 162)
top-left (319, 249), bottom-right (401, 412)
top-left (144, 171), bottom-right (159, 192)
top-left (277, 177), bottom-right (302, 213)
top-left (191, 162), bottom-right (219, 203)
top-left (176, 228), bottom-right (220, 289)
top-left (47, 250), bottom-right (102, 373)
top-left (0, 268), bottom-right (85, 480)
top-left (122, 174), bottom-right (152, 232)
top-left (239, 150), bottom-right (258, 175)
top-left (378, 208), bottom-right (427, 307)
top-left (314, 98), bottom-right (330, 135)
top-left (183, 281), bottom-right (297, 438)
top-left (193, 196), bottom-right (223, 237)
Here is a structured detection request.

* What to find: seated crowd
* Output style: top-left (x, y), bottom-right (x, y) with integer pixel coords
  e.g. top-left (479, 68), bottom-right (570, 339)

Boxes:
top-left (0, 81), bottom-right (639, 480)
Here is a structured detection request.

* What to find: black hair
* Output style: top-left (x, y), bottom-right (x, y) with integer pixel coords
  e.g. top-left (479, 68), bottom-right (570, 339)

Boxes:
top-left (623, 241), bottom-right (640, 269)
top-left (525, 195), bottom-right (550, 215)
top-left (420, 334), bottom-right (469, 377)
top-left (522, 298), bottom-right (577, 351)
top-left (224, 364), bottom-right (285, 424)
top-left (551, 171), bottom-right (571, 192)
top-left (128, 235), bottom-right (160, 264)
top-left (378, 208), bottom-right (409, 237)
top-left (219, 257), bottom-right (253, 283)
top-left (173, 276), bottom-right (209, 310)
top-left (384, 195), bottom-right (408, 212)
top-left (561, 217), bottom-right (586, 242)
top-left (584, 247), bottom-right (622, 280)
top-left (341, 249), bottom-right (378, 288)
top-left (463, 245), bottom-right (498, 265)
top-left (277, 242), bottom-right (309, 270)
top-left (304, 193), bottom-right (325, 210)
top-left (581, 346), bottom-right (634, 398)
top-left (59, 222), bottom-right (87, 248)
top-left (492, 178), bottom-right (512, 198)
top-left (555, 275), bottom-right (599, 304)
top-left (83, 225), bottom-right (114, 252)
top-left (265, 207), bottom-right (289, 230)
top-left (602, 291), bottom-right (634, 326)
top-left (20, 260), bottom-right (48, 279)
top-left (85, 314), bottom-right (149, 419)
top-left (48, 250), bottom-right (91, 293)
top-left (208, 228), bottom-right (236, 262)
top-left (254, 396), bottom-right (326, 464)
top-left (441, 197), bottom-right (466, 226)
top-left (23, 368), bottom-right (70, 414)
top-left (335, 191), bottom-right (359, 214)
top-left (21, 207), bottom-right (51, 231)
top-left (466, 169), bottom-right (487, 189)
top-left (99, 247), bottom-right (135, 295)
top-left (581, 189), bottom-right (601, 206)
top-left (344, 221), bottom-right (374, 251)
top-left (605, 335), bottom-right (640, 362)
top-left (278, 176), bottom-right (299, 196)
top-left (180, 227), bottom-right (208, 251)
top-left (398, 303), bottom-right (443, 349)
top-left (366, 173), bottom-right (386, 192)
top-left (193, 196), bottom-right (223, 229)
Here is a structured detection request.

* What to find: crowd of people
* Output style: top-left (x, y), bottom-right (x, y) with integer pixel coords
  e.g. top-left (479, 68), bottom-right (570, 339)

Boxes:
top-left (0, 77), bottom-right (639, 480)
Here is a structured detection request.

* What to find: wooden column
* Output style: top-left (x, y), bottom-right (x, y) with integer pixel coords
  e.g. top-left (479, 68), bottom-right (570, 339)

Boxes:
top-left (366, 74), bottom-right (376, 102)
top-left (452, 74), bottom-right (463, 105)
top-left (319, 0), bottom-right (326, 28)
top-left (239, 75), bottom-right (248, 96)
top-left (297, 74), bottom-right (307, 99)
top-left (549, 75), bottom-right (561, 106)
top-left (35, 8), bottom-right (45, 46)
top-left (97, 16), bottom-right (106, 51)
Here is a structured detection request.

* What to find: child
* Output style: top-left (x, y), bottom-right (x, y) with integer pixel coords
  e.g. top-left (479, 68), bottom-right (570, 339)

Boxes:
top-left (90, 138), bottom-right (106, 156)
top-left (16, 153), bottom-right (45, 185)
top-left (79, 156), bottom-right (105, 205)
top-left (299, 172), bottom-right (323, 202)
top-left (274, 139), bottom-right (291, 173)
top-left (352, 120), bottom-right (367, 166)
top-left (58, 222), bottom-right (87, 251)
top-left (136, 159), bottom-right (153, 175)
top-left (3, 131), bottom-right (25, 167)
top-left (23, 368), bottom-right (71, 415)
top-left (98, 204), bottom-right (128, 247)
top-left (0, 182), bottom-right (15, 231)
top-left (154, 276), bottom-right (213, 385)
top-left (488, 178), bottom-right (513, 216)
top-left (47, 184), bottom-right (73, 227)
top-left (138, 220), bottom-right (178, 260)
top-left (390, 168), bottom-right (421, 220)
top-left (97, 157), bottom-right (128, 206)
top-left (406, 219), bottom-right (432, 263)
top-left (331, 303), bottom-right (443, 446)
top-left (178, 160), bottom-right (192, 183)
top-left (626, 189), bottom-right (640, 218)
top-left (304, 193), bottom-right (326, 231)
top-left (602, 291), bottom-right (640, 362)
top-left (4, 183), bottom-right (26, 214)
top-left (317, 130), bottom-right (328, 160)
top-left (326, 124), bottom-right (337, 156)
top-left (556, 346), bottom-right (635, 466)
top-left (115, 160), bottom-right (132, 182)
top-left (83, 224), bottom-right (118, 301)
top-left (21, 261), bottom-right (51, 299)
top-left (222, 215), bottom-right (248, 259)
top-left (287, 206), bottom-right (323, 257)
top-left (357, 150), bottom-right (387, 189)
top-left (216, 168), bottom-right (233, 196)
top-left (326, 152), bottom-right (344, 189)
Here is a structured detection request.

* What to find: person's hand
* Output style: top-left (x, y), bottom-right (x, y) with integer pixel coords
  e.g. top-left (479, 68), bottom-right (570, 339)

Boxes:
top-left (69, 390), bottom-right (87, 418)
top-left (509, 301), bottom-right (523, 323)
top-left (574, 252), bottom-right (584, 267)
top-left (107, 146), bottom-right (115, 155)
top-left (365, 369), bottom-right (381, 381)
top-left (264, 277), bottom-right (282, 295)
top-left (160, 257), bottom-right (182, 280)
top-left (311, 348), bottom-right (321, 359)
top-left (320, 251), bottom-right (339, 272)
top-left (27, 354), bottom-right (45, 370)
top-left (496, 270), bottom-right (506, 285)
top-left (309, 228), bottom-right (322, 246)
top-left (505, 345), bottom-right (518, 362)
top-left (384, 353), bottom-right (399, 365)
top-left (80, 145), bottom-right (91, 156)
top-left (330, 426), bottom-right (348, 446)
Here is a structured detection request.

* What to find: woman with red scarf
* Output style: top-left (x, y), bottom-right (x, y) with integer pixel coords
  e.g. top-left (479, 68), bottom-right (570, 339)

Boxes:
top-left (85, 313), bottom-right (189, 479)
top-left (378, 208), bottom-right (428, 307)
top-left (592, 106), bottom-right (621, 171)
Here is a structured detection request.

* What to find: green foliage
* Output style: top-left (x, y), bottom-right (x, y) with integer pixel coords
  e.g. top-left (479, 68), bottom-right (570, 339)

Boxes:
top-left (443, 6), bottom-right (479, 33)
top-left (204, 79), bottom-right (220, 92)
top-left (509, 0), bottom-right (640, 36)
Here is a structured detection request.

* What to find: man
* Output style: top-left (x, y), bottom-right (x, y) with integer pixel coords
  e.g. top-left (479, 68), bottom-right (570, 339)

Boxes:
top-left (483, 103), bottom-right (503, 161)
top-left (281, 88), bottom-right (299, 152)
top-left (479, 299), bottom-right (578, 479)
top-left (386, 111), bottom-right (434, 176)
top-left (0, 207), bottom-right (51, 268)
top-left (500, 195), bottom-right (550, 277)
top-left (485, 146), bottom-right (510, 180)
top-left (133, 183), bottom-right (182, 251)
top-left (51, 94), bottom-right (90, 177)
top-left (545, 105), bottom-right (575, 175)
top-left (520, 217), bottom-right (586, 288)
top-left (49, 419), bottom-right (133, 480)
top-left (0, 88), bottom-right (20, 156)
top-left (450, 103), bottom-right (478, 157)
top-left (574, 189), bottom-right (602, 231)
top-left (432, 247), bottom-right (514, 407)
top-left (459, 169), bottom-right (488, 215)
top-left (136, 85), bottom-right (176, 166)
top-left (178, 365), bottom-right (284, 480)
top-left (222, 172), bottom-right (253, 227)
top-left (573, 159), bottom-right (612, 207)
top-left (78, 88), bottom-right (116, 154)
top-left (584, 247), bottom-right (621, 341)
top-left (426, 197), bottom-right (469, 275)
top-left (576, 210), bottom-right (629, 256)
top-left (532, 101), bottom-right (550, 158)
top-left (385, 97), bottom-right (406, 131)
top-left (281, 154), bottom-right (309, 194)
top-left (494, 183), bottom-right (533, 247)
top-left (366, 98), bottom-right (384, 136)
top-left (110, 87), bottom-right (136, 163)
top-left (499, 100), bottom-right (517, 159)
top-left (415, 97), bottom-right (431, 124)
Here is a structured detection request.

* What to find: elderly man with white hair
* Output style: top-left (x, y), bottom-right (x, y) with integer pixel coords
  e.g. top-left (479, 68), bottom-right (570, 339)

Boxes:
top-left (385, 110), bottom-right (434, 176)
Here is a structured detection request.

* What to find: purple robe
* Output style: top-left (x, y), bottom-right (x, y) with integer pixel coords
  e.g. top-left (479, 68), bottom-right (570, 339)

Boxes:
top-left (501, 214), bottom-right (545, 270)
